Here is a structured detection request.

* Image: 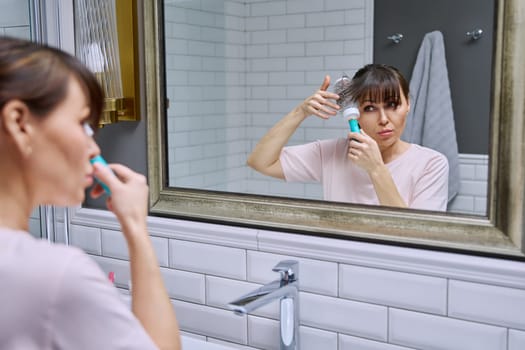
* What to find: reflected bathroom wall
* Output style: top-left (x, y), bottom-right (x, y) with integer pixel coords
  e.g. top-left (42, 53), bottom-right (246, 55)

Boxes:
top-left (165, 0), bottom-right (373, 195)
top-left (164, 0), bottom-right (488, 216)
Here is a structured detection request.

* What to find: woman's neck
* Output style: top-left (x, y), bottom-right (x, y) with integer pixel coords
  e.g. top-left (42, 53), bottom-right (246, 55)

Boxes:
top-left (381, 140), bottom-right (411, 164)
top-left (0, 174), bottom-right (32, 232)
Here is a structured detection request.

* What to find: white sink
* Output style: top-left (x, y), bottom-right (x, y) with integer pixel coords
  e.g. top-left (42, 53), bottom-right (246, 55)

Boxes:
top-left (181, 335), bottom-right (236, 350)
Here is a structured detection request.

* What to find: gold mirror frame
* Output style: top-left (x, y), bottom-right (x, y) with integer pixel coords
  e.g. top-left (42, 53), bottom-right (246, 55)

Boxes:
top-left (145, 0), bottom-right (525, 257)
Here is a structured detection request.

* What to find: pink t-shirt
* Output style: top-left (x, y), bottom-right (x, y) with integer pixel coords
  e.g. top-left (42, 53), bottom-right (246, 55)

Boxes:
top-left (0, 228), bottom-right (158, 350)
top-left (280, 138), bottom-right (449, 211)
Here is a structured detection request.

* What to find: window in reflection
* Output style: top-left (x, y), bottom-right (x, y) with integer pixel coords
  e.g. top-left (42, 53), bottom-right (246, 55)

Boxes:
top-left (163, 0), bottom-right (489, 216)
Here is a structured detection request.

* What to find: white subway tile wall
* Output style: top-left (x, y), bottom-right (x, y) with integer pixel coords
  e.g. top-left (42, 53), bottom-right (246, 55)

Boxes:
top-left (339, 264), bottom-right (447, 315)
top-left (67, 210), bottom-right (525, 350)
top-left (164, 1), bottom-right (489, 216)
top-left (389, 309), bottom-right (507, 350)
top-left (339, 333), bottom-right (416, 350)
top-left (509, 329), bottom-right (525, 350)
top-left (29, 207), bottom-right (42, 238)
top-left (448, 280), bottom-right (525, 330)
top-left (165, 0), bottom-right (372, 195)
top-left (447, 154), bottom-right (489, 215)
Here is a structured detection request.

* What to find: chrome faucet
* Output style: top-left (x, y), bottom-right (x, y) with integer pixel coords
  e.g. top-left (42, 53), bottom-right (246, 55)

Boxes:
top-left (228, 260), bottom-right (300, 350)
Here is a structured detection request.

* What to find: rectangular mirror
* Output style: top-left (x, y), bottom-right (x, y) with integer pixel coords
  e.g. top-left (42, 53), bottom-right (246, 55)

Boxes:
top-left (145, 0), bottom-right (525, 257)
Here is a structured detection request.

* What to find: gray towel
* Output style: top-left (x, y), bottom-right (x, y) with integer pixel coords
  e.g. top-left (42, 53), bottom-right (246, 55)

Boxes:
top-left (402, 30), bottom-right (460, 202)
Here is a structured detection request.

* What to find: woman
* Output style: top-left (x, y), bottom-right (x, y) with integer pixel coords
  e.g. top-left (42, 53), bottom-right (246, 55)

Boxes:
top-left (247, 64), bottom-right (448, 211)
top-left (0, 37), bottom-right (180, 349)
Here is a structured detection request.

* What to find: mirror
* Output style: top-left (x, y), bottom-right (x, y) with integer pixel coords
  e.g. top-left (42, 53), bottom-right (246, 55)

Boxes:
top-left (145, 0), bottom-right (525, 257)
top-left (162, 0), bottom-right (493, 216)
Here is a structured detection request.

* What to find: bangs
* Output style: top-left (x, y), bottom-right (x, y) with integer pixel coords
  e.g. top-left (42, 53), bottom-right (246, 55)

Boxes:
top-left (346, 64), bottom-right (409, 107)
top-left (349, 73), bottom-right (402, 105)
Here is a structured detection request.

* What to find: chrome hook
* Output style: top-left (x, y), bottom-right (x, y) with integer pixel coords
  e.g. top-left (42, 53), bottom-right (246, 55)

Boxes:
top-left (387, 33), bottom-right (403, 44)
top-left (466, 28), bottom-right (483, 40)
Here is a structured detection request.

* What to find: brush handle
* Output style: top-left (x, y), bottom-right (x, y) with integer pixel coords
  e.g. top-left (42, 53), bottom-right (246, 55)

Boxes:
top-left (90, 155), bottom-right (112, 195)
top-left (348, 119), bottom-right (360, 133)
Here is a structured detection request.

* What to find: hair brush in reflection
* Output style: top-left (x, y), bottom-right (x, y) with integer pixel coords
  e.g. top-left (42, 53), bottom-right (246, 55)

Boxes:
top-left (333, 73), bottom-right (360, 133)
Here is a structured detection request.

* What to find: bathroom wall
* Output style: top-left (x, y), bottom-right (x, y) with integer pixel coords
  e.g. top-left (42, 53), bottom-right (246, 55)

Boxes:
top-left (60, 207), bottom-right (525, 350)
top-left (447, 154), bottom-right (488, 215)
top-left (164, 0), bottom-right (487, 215)
top-left (166, 0), bottom-right (373, 194)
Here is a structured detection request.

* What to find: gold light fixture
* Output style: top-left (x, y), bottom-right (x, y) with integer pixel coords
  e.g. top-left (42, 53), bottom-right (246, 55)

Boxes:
top-left (74, 0), bottom-right (139, 127)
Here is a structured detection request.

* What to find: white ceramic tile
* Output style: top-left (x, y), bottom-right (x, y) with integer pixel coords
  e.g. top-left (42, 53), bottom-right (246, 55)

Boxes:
top-left (53, 207), bottom-right (66, 222)
top-left (172, 299), bottom-right (247, 344)
top-left (340, 334), bottom-right (416, 350)
top-left (161, 267), bottom-right (205, 304)
top-left (248, 316), bottom-right (337, 350)
top-left (474, 196), bottom-right (487, 214)
top-left (247, 251), bottom-right (338, 296)
top-left (269, 14), bottom-right (305, 29)
top-left (0, 0), bottom-right (29, 27)
top-left (287, 0), bottom-right (324, 14)
top-left (389, 308), bottom-right (507, 350)
top-left (4, 26), bottom-right (30, 40)
top-left (28, 218), bottom-right (41, 238)
top-left (90, 255), bottom-right (130, 289)
top-left (255, 229), bottom-right (525, 290)
top-left (249, 1), bottom-right (286, 17)
top-left (206, 276), bottom-right (279, 318)
top-left (70, 225), bottom-right (101, 255)
top-left (509, 329), bottom-right (525, 350)
top-left (54, 222), bottom-right (66, 244)
top-left (247, 316), bottom-right (279, 350)
top-left (98, 230), bottom-right (124, 259)
top-left (101, 229), bottom-right (169, 267)
top-left (339, 264), bottom-right (447, 314)
top-left (169, 239), bottom-right (246, 279)
top-left (449, 280), bottom-right (525, 329)
top-left (30, 207), bottom-right (40, 219)
top-left (208, 337), bottom-right (257, 350)
top-left (206, 276), bottom-right (255, 307)
top-left (325, 0), bottom-right (364, 11)
top-left (299, 325), bottom-right (338, 350)
top-left (305, 11), bottom-right (345, 29)
top-left (181, 331), bottom-right (207, 341)
top-left (301, 292), bottom-right (387, 341)
top-left (182, 335), bottom-right (238, 350)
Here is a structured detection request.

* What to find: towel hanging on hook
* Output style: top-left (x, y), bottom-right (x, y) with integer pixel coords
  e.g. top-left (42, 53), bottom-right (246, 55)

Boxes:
top-left (401, 30), bottom-right (460, 202)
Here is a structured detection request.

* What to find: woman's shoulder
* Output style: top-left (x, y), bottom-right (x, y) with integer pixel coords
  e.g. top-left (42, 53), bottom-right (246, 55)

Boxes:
top-left (0, 228), bottom-right (98, 287)
top-left (0, 227), bottom-right (84, 260)
top-left (408, 144), bottom-right (448, 163)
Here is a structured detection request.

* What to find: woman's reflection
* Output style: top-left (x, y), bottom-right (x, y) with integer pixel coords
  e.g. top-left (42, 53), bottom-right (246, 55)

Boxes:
top-left (247, 64), bottom-right (448, 211)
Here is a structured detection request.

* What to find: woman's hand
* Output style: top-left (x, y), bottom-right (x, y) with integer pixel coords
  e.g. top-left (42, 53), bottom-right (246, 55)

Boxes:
top-left (347, 129), bottom-right (385, 173)
top-left (90, 163), bottom-right (149, 236)
top-left (299, 75), bottom-right (340, 120)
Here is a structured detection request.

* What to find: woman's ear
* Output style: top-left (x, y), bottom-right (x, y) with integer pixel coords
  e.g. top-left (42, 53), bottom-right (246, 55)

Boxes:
top-left (0, 100), bottom-right (34, 156)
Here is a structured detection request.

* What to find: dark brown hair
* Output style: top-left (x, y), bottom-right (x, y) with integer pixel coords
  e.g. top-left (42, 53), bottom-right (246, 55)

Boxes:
top-left (348, 64), bottom-right (409, 107)
top-left (0, 36), bottom-right (103, 127)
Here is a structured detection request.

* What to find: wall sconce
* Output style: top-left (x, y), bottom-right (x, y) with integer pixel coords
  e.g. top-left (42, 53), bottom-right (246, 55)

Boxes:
top-left (74, 0), bottom-right (139, 127)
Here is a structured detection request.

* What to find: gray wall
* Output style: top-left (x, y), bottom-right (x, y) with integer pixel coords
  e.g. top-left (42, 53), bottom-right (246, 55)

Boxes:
top-left (374, 0), bottom-right (496, 155)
